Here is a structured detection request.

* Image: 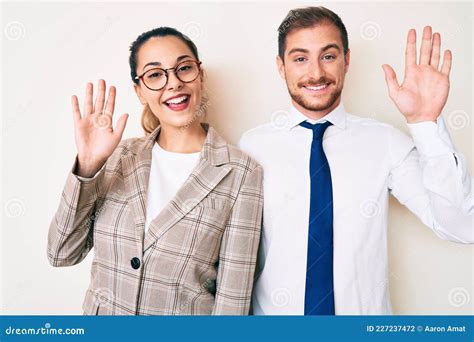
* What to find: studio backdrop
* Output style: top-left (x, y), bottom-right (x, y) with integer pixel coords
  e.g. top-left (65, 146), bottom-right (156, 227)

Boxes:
top-left (1, 0), bottom-right (472, 315)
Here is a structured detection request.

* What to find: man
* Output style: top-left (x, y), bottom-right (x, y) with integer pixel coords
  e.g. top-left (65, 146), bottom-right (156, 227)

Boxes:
top-left (238, 6), bottom-right (472, 315)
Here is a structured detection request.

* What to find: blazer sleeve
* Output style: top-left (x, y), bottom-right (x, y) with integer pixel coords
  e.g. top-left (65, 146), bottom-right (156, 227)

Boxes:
top-left (47, 155), bottom-right (110, 267)
top-left (211, 165), bottom-right (264, 315)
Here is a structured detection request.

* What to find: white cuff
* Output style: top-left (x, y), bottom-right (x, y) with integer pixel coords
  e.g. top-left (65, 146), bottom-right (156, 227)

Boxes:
top-left (407, 116), bottom-right (455, 157)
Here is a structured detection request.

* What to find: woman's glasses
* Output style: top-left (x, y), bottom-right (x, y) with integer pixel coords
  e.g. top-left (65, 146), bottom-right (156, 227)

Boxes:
top-left (135, 60), bottom-right (202, 91)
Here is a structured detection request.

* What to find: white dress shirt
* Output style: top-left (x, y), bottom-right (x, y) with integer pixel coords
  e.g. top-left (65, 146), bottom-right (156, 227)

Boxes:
top-left (144, 142), bottom-right (200, 233)
top-left (238, 103), bottom-right (473, 315)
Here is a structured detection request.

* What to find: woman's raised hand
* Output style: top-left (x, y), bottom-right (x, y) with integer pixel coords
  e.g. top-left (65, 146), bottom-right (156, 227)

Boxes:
top-left (72, 79), bottom-right (129, 177)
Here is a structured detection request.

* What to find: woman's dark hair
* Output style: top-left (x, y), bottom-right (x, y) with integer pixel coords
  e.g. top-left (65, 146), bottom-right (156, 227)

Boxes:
top-left (128, 27), bottom-right (200, 134)
top-left (129, 26), bottom-right (199, 85)
top-left (278, 6), bottom-right (349, 61)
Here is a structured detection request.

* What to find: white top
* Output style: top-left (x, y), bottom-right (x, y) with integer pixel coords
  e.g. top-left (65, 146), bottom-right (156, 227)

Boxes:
top-left (144, 142), bottom-right (201, 233)
top-left (238, 103), bottom-right (473, 315)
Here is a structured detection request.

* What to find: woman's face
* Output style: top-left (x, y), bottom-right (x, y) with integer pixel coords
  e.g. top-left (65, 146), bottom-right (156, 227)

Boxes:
top-left (134, 35), bottom-right (203, 129)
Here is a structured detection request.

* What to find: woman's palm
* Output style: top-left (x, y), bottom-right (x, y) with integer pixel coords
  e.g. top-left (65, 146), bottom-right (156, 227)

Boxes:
top-left (72, 80), bottom-right (128, 165)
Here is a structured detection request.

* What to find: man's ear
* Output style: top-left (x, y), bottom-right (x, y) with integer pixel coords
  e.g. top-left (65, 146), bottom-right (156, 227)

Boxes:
top-left (344, 49), bottom-right (351, 74)
top-left (276, 55), bottom-right (286, 81)
top-left (133, 83), bottom-right (147, 105)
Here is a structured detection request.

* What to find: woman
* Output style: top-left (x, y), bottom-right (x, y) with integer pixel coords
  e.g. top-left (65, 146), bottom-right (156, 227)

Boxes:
top-left (47, 27), bottom-right (263, 315)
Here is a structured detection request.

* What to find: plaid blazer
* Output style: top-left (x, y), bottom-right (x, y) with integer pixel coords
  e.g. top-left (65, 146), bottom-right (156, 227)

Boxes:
top-left (47, 124), bottom-right (263, 315)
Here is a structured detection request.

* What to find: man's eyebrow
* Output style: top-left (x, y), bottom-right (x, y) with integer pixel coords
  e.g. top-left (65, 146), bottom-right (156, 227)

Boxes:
top-left (287, 44), bottom-right (341, 56)
top-left (287, 48), bottom-right (309, 55)
top-left (142, 55), bottom-right (193, 71)
top-left (320, 44), bottom-right (341, 53)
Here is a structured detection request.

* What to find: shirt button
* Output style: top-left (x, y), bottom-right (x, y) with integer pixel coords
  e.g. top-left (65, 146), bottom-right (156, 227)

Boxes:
top-left (130, 257), bottom-right (141, 269)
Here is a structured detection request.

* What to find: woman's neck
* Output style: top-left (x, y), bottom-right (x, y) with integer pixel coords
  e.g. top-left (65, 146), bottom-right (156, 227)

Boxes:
top-left (157, 122), bottom-right (207, 153)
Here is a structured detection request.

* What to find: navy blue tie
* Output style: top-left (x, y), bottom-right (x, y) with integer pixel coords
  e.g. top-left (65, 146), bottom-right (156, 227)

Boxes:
top-left (299, 120), bottom-right (335, 315)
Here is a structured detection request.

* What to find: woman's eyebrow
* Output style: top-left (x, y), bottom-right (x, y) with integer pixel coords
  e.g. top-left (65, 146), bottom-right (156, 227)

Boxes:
top-left (176, 54), bottom-right (192, 62)
top-left (142, 55), bottom-right (193, 71)
top-left (142, 61), bottom-right (161, 70)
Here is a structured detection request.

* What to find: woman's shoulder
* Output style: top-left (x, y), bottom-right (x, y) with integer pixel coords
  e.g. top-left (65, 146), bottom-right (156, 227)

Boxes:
top-left (207, 126), bottom-right (261, 173)
top-left (226, 143), bottom-right (262, 173)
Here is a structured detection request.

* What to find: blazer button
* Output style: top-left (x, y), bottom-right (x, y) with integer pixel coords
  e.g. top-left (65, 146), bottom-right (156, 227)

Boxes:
top-left (130, 257), bottom-right (141, 269)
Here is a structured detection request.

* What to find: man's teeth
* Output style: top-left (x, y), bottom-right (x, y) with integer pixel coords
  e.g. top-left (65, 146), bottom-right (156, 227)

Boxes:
top-left (166, 95), bottom-right (188, 105)
top-left (305, 84), bottom-right (328, 91)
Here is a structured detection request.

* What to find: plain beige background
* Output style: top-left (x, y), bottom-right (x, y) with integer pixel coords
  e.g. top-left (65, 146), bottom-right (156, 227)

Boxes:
top-left (1, 0), bottom-right (472, 314)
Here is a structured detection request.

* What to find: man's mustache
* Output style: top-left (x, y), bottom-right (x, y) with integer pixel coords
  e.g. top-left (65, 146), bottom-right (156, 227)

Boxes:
top-left (297, 78), bottom-right (333, 87)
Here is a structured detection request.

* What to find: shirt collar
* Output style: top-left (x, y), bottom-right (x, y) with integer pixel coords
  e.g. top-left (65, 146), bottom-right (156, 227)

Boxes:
top-left (286, 101), bottom-right (347, 130)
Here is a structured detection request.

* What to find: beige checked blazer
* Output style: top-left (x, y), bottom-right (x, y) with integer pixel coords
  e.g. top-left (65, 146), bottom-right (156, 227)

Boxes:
top-left (47, 124), bottom-right (263, 315)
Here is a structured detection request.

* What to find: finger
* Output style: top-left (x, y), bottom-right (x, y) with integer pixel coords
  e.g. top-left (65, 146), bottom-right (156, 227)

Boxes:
top-left (430, 32), bottom-right (441, 69)
top-left (440, 49), bottom-right (452, 76)
top-left (104, 86), bottom-right (116, 116)
top-left (71, 95), bottom-right (81, 123)
top-left (84, 82), bottom-right (93, 115)
top-left (419, 26), bottom-right (432, 65)
top-left (405, 28), bottom-right (417, 75)
top-left (382, 64), bottom-right (400, 98)
top-left (93, 79), bottom-right (106, 114)
top-left (114, 113), bottom-right (129, 139)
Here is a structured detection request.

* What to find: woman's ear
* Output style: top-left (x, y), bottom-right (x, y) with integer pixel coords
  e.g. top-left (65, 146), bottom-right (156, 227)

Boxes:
top-left (199, 68), bottom-right (206, 92)
top-left (133, 83), bottom-right (147, 105)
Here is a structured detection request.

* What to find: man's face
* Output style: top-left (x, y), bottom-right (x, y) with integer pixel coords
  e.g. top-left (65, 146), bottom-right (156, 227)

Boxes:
top-left (277, 23), bottom-right (350, 117)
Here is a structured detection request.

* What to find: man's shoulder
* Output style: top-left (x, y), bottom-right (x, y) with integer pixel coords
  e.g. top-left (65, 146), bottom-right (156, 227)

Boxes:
top-left (345, 112), bottom-right (393, 130)
top-left (344, 112), bottom-right (411, 138)
top-left (240, 122), bottom-right (281, 139)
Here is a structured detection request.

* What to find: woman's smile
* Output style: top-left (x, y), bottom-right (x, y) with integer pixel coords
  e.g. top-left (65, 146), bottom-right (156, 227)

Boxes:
top-left (163, 93), bottom-right (191, 111)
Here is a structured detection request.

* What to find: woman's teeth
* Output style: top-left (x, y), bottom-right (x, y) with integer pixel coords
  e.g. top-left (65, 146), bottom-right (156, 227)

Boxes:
top-left (165, 95), bottom-right (189, 105)
top-left (305, 84), bottom-right (329, 91)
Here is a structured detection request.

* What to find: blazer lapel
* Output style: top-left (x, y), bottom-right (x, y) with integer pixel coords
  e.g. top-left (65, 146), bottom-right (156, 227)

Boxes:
top-left (123, 125), bottom-right (161, 250)
top-left (143, 125), bottom-right (232, 252)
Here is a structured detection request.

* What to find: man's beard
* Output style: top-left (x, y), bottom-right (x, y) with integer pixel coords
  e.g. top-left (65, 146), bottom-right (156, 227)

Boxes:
top-left (288, 78), bottom-right (342, 112)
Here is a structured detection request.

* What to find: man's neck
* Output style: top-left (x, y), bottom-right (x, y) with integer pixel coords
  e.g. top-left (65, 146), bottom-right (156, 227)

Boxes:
top-left (292, 98), bottom-right (341, 121)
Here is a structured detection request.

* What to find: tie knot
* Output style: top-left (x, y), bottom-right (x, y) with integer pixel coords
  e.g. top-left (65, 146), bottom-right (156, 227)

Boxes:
top-left (299, 121), bottom-right (332, 140)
